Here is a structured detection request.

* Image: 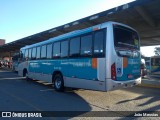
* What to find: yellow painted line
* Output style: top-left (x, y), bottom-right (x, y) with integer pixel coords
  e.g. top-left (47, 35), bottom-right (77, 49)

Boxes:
top-left (43, 83), bottom-right (52, 85)
top-left (138, 84), bottom-right (160, 89)
top-left (35, 81), bottom-right (52, 85)
top-left (36, 81), bottom-right (45, 83)
top-left (32, 79), bottom-right (38, 81)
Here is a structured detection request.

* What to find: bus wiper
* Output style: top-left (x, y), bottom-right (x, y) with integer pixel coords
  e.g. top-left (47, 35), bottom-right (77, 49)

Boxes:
top-left (118, 42), bottom-right (137, 48)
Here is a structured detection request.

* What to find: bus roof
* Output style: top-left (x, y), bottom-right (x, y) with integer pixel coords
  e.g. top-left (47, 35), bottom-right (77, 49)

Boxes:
top-left (20, 21), bottom-right (137, 50)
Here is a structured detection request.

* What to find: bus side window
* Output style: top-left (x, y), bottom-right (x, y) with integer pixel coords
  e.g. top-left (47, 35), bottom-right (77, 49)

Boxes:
top-left (32, 47), bottom-right (36, 60)
top-left (41, 45), bottom-right (47, 59)
top-left (53, 42), bottom-right (60, 58)
top-left (93, 30), bottom-right (104, 57)
top-left (28, 48), bottom-right (32, 60)
top-left (61, 40), bottom-right (68, 58)
top-left (47, 44), bottom-right (52, 59)
top-left (81, 34), bottom-right (92, 56)
top-left (70, 37), bottom-right (80, 57)
top-left (155, 58), bottom-right (160, 66)
top-left (20, 50), bottom-right (25, 59)
top-left (36, 47), bottom-right (41, 59)
top-left (25, 49), bottom-right (29, 60)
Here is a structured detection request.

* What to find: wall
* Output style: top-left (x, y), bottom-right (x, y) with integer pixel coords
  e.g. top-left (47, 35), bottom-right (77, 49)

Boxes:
top-left (0, 39), bottom-right (5, 45)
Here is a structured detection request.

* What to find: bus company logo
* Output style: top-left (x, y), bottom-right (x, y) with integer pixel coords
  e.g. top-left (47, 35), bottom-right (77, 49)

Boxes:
top-left (1, 112), bottom-right (42, 118)
top-left (2, 112), bottom-right (11, 117)
top-left (128, 59), bottom-right (139, 65)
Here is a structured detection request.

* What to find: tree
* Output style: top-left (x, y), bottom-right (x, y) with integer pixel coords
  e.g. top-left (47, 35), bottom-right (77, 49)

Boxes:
top-left (154, 47), bottom-right (160, 56)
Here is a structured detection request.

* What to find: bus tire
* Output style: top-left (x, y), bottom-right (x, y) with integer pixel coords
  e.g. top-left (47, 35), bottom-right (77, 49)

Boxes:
top-left (53, 73), bottom-right (64, 92)
top-left (23, 69), bottom-right (29, 81)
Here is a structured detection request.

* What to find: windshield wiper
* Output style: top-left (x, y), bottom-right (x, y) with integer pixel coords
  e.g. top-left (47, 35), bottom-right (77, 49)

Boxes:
top-left (118, 42), bottom-right (137, 48)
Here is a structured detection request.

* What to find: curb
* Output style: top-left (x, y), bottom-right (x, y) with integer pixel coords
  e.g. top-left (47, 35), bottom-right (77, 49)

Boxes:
top-left (138, 84), bottom-right (160, 89)
top-left (0, 68), bottom-right (12, 71)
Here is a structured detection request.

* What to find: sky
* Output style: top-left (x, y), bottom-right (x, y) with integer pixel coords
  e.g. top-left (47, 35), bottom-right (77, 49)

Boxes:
top-left (141, 47), bottom-right (154, 57)
top-left (141, 46), bottom-right (159, 57)
top-left (0, 0), bottom-right (159, 57)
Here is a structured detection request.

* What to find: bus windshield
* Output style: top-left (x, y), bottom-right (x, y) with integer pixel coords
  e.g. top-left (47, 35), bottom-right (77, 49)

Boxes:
top-left (113, 25), bottom-right (139, 50)
top-left (151, 57), bottom-right (160, 66)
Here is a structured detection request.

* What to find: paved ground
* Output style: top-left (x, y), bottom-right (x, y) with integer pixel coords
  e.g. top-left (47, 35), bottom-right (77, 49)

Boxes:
top-left (0, 69), bottom-right (160, 120)
top-left (139, 74), bottom-right (160, 88)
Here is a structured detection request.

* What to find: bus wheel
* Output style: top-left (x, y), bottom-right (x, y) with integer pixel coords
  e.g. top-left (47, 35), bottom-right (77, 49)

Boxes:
top-left (23, 69), bottom-right (29, 80)
top-left (53, 74), bottom-right (64, 91)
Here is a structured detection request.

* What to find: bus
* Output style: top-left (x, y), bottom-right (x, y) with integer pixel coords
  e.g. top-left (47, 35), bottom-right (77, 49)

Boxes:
top-left (12, 52), bottom-right (20, 72)
top-left (145, 59), bottom-right (151, 73)
top-left (150, 56), bottom-right (160, 75)
top-left (18, 21), bottom-right (141, 91)
top-left (141, 59), bottom-right (147, 78)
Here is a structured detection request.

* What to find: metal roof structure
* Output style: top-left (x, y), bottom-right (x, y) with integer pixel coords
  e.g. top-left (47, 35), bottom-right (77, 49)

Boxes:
top-left (0, 0), bottom-right (160, 52)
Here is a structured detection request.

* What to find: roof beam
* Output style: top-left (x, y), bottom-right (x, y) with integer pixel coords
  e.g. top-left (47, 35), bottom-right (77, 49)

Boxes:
top-left (141, 35), bottom-right (160, 39)
top-left (135, 6), bottom-right (155, 27)
top-left (20, 40), bottom-right (37, 45)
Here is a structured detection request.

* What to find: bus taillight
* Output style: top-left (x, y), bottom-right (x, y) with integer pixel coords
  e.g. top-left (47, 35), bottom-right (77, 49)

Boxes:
top-left (111, 63), bottom-right (116, 80)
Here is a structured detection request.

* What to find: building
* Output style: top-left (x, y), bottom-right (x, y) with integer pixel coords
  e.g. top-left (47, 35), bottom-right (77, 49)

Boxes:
top-left (0, 39), bottom-right (5, 45)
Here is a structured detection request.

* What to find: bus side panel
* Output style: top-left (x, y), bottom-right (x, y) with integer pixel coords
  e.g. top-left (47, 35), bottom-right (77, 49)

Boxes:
top-left (64, 58), bottom-right (106, 91)
top-left (18, 61), bottom-right (28, 77)
top-left (28, 60), bottom-right (53, 83)
top-left (151, 65), bottom-right (160, 74)
top-left (28, 58), bottom-right (106, 91)
top-left (29, 72), bottom-right (52, 83)
top-left (28, 58), bottom-right (97, 80)
top-left (62, 58), bottom-right (97, 80)
top-left (64, 77), bottom-right (106, 91)
top-left (97, 58), bottom-right (106, 81)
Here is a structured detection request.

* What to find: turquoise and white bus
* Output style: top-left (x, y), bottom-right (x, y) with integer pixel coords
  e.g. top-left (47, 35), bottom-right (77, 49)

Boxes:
top-left (12, 52), bottom-right (20, 72)
top-left (18, 21), bottom-right (141, 91)
top-left (150, 56), bottom-right (160, 74)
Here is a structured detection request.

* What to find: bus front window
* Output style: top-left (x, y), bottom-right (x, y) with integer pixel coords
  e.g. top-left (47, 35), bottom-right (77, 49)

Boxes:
top-left (113, 25), bottom-right (140, 57)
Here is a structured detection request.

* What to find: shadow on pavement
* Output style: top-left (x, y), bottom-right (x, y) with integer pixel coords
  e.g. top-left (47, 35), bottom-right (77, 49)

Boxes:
top-left (0, 69), bottom-right (92, 118)
top-left (116, 87), bottom-right (160, 119)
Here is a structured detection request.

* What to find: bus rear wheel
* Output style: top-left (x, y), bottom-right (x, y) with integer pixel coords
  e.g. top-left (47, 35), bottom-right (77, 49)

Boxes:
top-left (53, 74), bottom-right (64, 92)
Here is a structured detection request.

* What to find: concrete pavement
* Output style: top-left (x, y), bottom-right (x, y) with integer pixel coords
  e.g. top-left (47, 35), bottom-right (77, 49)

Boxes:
top-left (138, 75), bottom-right (160, 88)
top-left (0, 69), bottom-right (160, 119)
